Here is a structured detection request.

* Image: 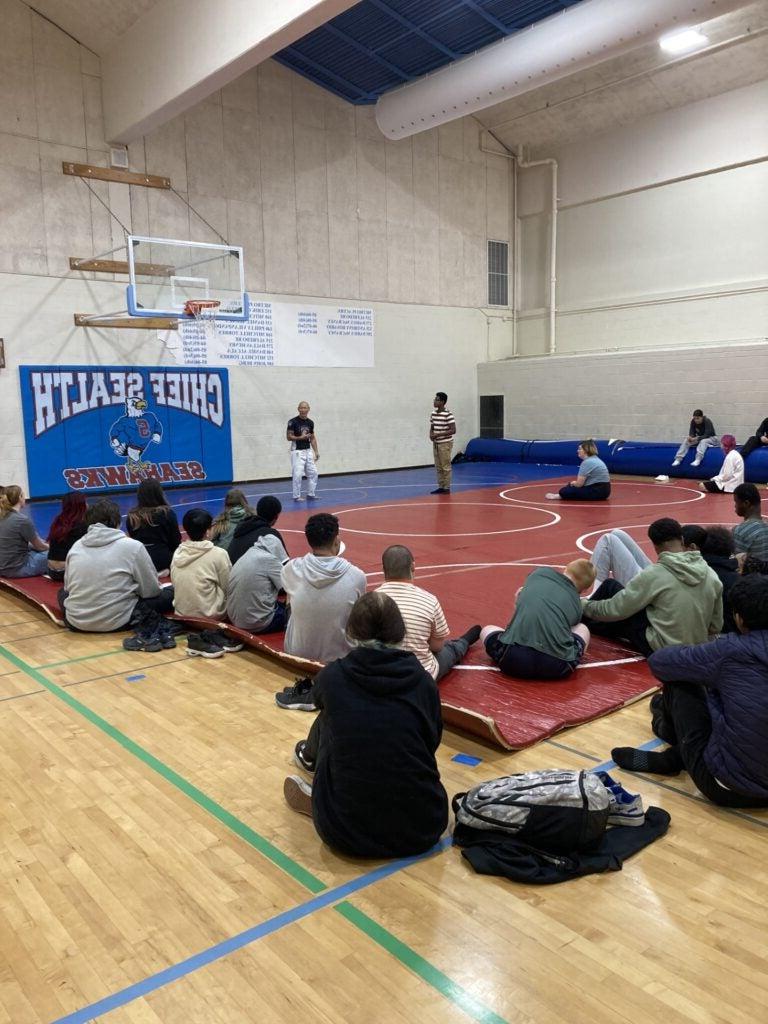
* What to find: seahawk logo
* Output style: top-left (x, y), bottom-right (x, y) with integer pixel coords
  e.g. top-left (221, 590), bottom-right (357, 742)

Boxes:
top-left (109, 397), bottom-right (163, 478)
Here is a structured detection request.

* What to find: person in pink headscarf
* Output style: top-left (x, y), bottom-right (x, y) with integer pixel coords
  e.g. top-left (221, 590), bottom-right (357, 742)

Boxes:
top-left (699, 435), bottom-right (744, 493)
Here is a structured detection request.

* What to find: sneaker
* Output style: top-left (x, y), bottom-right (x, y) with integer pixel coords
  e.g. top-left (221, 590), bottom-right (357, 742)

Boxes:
top-left (595, 771), bottom-right (645, 827)
top-left (691, 459), bottom-right (702, 467)
top-left (671, 459), bottom-right (682, 467)
top-left (123, 630), bottom-right (163, 653)
top-left (293, 496), bottom-right (305, 502)
top-left (545, 492), bottom-right (561, 500)
top-left (293, 740), bottom-right (316, 774)
top-left (283, 775), bottom-right (313, 816)
top-left (307, 494), bottom-right (317, 500)
top-left (202, 629), bottom-right (244, 653)
top-left (275, 677), bottom-right (316, 710)
top-left (186, 633), bottom-right (225, 659)
top-left (654, 474), bottom-right (669, 483)
top-left (155, 621), bottom-right (177, 650)
top-left (430, 488), bottom-right (449, 494)
top-left (460, 624), bottom-right (482, 646)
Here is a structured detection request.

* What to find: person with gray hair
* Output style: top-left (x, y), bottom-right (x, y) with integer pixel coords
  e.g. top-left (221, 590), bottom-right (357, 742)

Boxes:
top-left (376, 543), bottom-right (480, 679)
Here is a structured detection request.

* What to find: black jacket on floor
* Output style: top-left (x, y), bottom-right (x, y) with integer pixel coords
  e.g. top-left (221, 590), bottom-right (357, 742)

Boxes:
top-left (311, 647), bottom-right (448, 858)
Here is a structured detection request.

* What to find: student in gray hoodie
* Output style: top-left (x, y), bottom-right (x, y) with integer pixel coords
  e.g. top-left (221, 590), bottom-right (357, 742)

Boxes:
top-left (582, 518), bottom-right (723, 655)
top-left (62, 499), bottom-right (172, 632)
top-left (226, 533), bottom-right (289, 633)
top-left (282, 513), bottom-right (366, 664)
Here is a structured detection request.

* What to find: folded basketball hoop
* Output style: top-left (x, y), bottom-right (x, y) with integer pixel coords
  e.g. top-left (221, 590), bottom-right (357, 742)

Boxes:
top-left (183, 298), bottom-right (221, 319)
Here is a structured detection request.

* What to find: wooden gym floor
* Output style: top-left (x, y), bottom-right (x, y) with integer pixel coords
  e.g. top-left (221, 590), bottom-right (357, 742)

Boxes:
top-left (2, 465), bottom-right (767, 1023)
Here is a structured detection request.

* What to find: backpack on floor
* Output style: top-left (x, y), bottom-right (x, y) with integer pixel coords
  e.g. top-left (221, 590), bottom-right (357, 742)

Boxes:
top-left (452, 769), bottom-right (610, 854)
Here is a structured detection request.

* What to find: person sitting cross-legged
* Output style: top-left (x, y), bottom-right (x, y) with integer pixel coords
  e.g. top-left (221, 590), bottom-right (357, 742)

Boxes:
top-left (61, 499), bottom-right (174, 633)
top-left (376, 544), bottom-right (480, 680)
top-left (698, 434), bottom-right (743, 494)
top-left (283, 591), bottom-right (449, 858)
top-left (276, 513), bottom-right (366, 710)
top-left (582, 518), bottom-right (723, 656)
top-left (546, 440), bottom-right (611, 502)
top-left (171, 508), bottom-right (231, 619)
top-left (0, 485), bottom-right (48, 578)
top-left (611, 575), bottom-right (768, 808)
top-left (226, 534), bottom-right (289, 635)
top-left (481, 560), bottom-right (594, 680)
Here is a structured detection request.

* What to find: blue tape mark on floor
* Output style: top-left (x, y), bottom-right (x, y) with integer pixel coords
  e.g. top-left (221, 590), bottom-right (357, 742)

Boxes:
top-left (125, 674), bottom-right (146, 682)
top-left (51, 836), bottom-right (453, 1024)
top-left (452, 753), bottom-right (482, 766)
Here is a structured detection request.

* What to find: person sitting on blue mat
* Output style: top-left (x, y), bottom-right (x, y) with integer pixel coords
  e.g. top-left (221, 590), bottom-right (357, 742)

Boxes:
top-left (611, 575), bottom-right (768, 809)
top-left (672, 408), bottom-right (719, 467)
top-left (738, 415), bottom-right (768, 461)
top-left (546, 440), bottom-right (611, 502)
top-left (481, 559), bottom-right (595, 680)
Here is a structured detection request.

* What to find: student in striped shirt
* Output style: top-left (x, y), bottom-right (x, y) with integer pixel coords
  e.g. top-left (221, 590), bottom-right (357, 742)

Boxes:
top-left (733, 484), bottom-right (768, 561)
top-left (430, 392), bottom-right (456, 494)
top-left (377, 544), bottom-right (480, 679)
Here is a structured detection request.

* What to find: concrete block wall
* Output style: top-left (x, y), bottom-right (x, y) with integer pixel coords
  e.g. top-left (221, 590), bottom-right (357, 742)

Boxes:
top-left (478, 342), bottom-right (768, 444)
top-left (0, 0), bottom-right (512, 491)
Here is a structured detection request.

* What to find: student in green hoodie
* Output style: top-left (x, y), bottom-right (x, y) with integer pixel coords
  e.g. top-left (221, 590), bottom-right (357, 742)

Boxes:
top-left (582, 518), bottom-right (723, 655)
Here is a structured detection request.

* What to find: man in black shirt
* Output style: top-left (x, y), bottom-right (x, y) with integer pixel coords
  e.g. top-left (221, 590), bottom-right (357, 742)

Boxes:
top-left (287, 401), bottom-right (319, 501)
top-left (740, 417), bottom-right (768, 460)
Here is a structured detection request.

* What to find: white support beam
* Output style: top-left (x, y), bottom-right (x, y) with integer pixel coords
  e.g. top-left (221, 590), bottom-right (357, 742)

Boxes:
top-left (103, 0), bottom-right (357, 144)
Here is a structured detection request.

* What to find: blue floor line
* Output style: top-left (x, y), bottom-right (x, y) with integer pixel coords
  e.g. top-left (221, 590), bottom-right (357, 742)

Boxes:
top-left (51, 836), bottom-right (453, 1024)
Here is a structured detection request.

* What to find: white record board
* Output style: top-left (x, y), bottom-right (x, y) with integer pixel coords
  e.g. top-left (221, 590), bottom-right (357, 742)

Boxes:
top-left (160, 299), bottom-right (374, 368)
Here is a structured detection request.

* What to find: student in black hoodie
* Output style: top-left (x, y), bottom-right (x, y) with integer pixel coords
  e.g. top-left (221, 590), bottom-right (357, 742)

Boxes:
top-left (227, 495), bottom-right (288, 565)
top-left (283, 591), bottom-right (449, 858)
top-left (126, 479), bottom-right (181, 572)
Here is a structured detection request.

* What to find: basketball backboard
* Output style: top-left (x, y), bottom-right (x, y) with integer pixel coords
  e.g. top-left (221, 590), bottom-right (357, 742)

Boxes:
top-left (126, 236), bottom-right (249, 321)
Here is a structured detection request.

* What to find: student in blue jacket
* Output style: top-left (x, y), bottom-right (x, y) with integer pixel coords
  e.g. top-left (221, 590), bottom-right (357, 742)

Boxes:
top-left (612, 575), bottom-right (768, 808)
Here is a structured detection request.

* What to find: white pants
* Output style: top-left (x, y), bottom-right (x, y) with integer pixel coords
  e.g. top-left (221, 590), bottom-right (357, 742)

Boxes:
top-left (675, 436), bottom-right (720, 461)
top-left (291, 449), bottom-right (318, 498)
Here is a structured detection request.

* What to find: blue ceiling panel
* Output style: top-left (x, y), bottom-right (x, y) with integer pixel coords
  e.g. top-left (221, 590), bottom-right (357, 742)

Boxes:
top-left (275, 0), bottom-right (587, 105)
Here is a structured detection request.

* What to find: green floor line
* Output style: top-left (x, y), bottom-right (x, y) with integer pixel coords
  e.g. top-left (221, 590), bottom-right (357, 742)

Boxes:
top-left (41, 648), bottom-right (126, 668)
top-left (0, 643), bottom-right (511, 1024)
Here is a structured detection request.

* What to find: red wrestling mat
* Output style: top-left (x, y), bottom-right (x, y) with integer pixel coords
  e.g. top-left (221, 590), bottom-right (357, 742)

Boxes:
top-left (438, 636), bottom-right (656, 750)
top-left (0, 575), bottom-right (65, 625)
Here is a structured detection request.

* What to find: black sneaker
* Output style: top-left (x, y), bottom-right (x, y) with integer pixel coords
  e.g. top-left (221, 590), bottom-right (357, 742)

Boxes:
top-left (186, 633), bottom-right (225, 659)
top-left (293, 740), bottom-right (316, 774)
top-left (431, 488), bottom-right (450, 494)
top-left (123, 630), bottom-right (163, 653)
top-left (156, 622), bottom-right (177, 650)
top-left (275, 677), bottom-right (316, 710)
top-left (202, 629), bottom-right (244, 653)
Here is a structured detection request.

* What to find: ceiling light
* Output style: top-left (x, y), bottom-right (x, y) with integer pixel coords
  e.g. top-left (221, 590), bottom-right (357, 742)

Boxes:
top-left (659, 28), bottom-right (709, 54)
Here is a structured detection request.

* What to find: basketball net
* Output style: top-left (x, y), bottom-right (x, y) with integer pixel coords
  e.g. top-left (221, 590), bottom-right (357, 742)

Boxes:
top-left (182, 298), bottom-right (221, 344)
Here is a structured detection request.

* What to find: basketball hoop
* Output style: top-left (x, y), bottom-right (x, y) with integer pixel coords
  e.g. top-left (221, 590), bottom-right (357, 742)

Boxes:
top-left (183, 298), bottom-right (221, 320)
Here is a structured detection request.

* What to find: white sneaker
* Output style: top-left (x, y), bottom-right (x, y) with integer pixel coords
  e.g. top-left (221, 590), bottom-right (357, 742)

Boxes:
top-left (691, 459), bottom-right (702, 467)
top-left (545, 492), bottom-right (561, 500)
top-left (671, 459), bottom-right (681, 467)
top-left (655, 474), bottom-right (669, 483)
top-left (283, 775), bottom-right (313, 816)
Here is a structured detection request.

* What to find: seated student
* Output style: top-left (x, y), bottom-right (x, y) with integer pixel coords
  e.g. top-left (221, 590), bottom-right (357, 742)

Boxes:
top-left (62, 499), bottom-right (173, 632)
top-left (582, 518), bottom-right (723, 655)
top-left (591, 529), bottom-right (651, 588)
top-left (283, 591), bottom-right (449, 858)
top-left (732, 483), bottom-right (768, 560)
top-left (227, 495), bottom-right (287, 565)
top-left (276, 514), bottom-right (366, 709)
top-left (211, 488), bottom-right (255, 552)
top-left (0, 485), bottom-right (48, 578)
top-left (682, 525), bottom-right (738, 633)
top-left (611, 575), bottom-right (768, 808)
top-left (126, 479), bottom-right (181, 572)
top-left (699, 434), bottom-right (743, 493)
top-left (672, 408), bottom-right (719, 467)
top-left (46, 492), bottom-right (88, 581)
top-left (226, 534), bottom-right (289, 634)
top-left (376, 545), bottom-right (480, 679)
top-left (546, 440), bottom-right (610, 502)
top-left (170, 508), bottom-right (231, 618)
top-left (481, 560), bottom-right (594, 680)
top-left (738, 415), bottom-right (768, 460)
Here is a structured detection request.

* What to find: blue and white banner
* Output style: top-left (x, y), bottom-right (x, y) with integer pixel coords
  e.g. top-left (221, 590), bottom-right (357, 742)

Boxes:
top-left (20, 366), bottom-right (233, 498)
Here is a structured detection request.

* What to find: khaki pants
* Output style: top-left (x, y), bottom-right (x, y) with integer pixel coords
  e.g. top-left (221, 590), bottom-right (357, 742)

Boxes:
top-left (433, 441), bottom-right (453, 489)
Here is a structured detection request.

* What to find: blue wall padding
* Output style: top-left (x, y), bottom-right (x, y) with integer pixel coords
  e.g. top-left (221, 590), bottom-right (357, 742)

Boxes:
top-left (464, 438), bottom-right (528, 462)
top-left (464, 437), bottom-right (768, 483)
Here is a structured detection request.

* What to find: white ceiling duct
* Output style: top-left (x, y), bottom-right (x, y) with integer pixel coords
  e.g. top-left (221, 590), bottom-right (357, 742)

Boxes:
top-left (375, 0), bottom-right (750, 140)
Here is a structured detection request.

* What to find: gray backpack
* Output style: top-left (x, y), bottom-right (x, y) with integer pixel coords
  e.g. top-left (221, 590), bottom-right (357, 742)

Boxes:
top-left (453, 769), bottom-right (610, 853)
